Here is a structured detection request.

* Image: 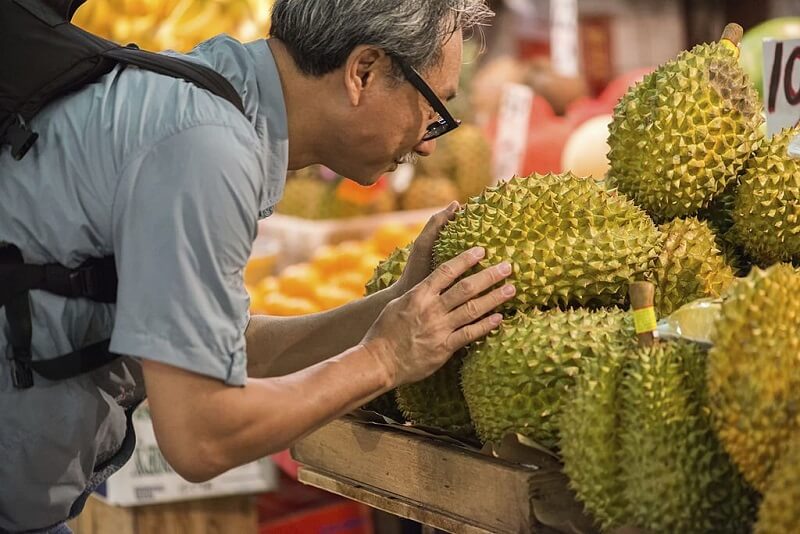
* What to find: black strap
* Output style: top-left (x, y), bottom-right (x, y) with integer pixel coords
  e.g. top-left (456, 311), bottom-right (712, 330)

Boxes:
top-left (31, 339), bottom-right (118, 381)
top-left (0, 245), bottom-right (119, 388)
top-left (103, 46), bottom-right (245, 115)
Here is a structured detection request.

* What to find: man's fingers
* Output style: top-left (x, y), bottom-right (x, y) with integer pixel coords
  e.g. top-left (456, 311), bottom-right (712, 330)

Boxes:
top-left (447, 284), bottom-right (515, 328)
top-left (445, 313), bottom-right (504, 352)
top-left (440, 261), bottom-right (513, 311)
top-left (424, 246), bottom-right (486, 293)
top-left (411, 202), bottom-right (460, 253)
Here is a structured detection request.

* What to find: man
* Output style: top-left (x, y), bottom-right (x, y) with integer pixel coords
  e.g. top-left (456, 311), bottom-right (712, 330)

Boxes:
top-left (0, 1), bottom-right (513, 532)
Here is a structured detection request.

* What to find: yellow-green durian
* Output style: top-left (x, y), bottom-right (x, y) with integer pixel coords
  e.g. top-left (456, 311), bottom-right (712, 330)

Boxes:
top-left (708, 263), bottom-right (800, 491)
top-left (607, 28), bottom-right (763, 220)
top-left (434, 173), bottom-right (662, 312)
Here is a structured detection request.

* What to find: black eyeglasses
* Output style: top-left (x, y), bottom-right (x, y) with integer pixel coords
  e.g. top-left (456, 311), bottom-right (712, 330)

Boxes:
top-left (391, 56), bottom-right (461, 141)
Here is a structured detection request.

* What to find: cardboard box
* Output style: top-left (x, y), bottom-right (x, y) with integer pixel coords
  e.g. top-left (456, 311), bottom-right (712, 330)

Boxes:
top-left (94, 404), bottom-right (278, 506)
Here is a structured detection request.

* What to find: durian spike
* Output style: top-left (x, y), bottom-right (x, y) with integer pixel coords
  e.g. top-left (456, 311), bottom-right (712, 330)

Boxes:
top-left (629, 281), bottom-right (657, 347)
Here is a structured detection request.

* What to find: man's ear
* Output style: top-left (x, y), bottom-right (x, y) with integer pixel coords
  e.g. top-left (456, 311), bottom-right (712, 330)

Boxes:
top-left (344, 45), bottom-right (387, 107)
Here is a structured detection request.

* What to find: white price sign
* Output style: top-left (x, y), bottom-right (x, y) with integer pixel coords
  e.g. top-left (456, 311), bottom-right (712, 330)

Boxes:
top-left (492, 83), bottom-right (533, 183)
top-left (763, 38), bottom-right (800, 137)
top-left (550, 0), bottom-right (580, 78)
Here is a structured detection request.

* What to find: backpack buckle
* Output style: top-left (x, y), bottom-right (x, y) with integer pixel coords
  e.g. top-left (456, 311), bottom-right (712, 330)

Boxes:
top-left (8, 347), bottom-right (34, 389)
top-left (3, 115), bottom-right (39, 161)
top-left (68, 263), bottom-right (102, 299)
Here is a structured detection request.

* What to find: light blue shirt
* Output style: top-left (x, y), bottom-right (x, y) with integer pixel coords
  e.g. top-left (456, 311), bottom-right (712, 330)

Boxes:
top-left (0, 36), bottom-right (287, 532)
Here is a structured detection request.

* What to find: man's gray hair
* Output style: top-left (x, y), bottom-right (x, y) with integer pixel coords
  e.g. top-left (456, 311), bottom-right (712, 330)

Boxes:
top-left (269, 0), bottom-right (493, 77)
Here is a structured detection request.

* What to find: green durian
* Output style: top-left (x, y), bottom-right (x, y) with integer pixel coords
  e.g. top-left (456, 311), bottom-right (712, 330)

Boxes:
top-left (756, 438), bottom-right (800, 534)
top-left (697, 184), bottom-right (755, 276)
top-left (651, 217), bottom-right (735, 316)
top-left (619, 342), bottom-right (756, 532)
top-left (708, 263), bottom-right (800, 491)
top-left (731, 125), bottom-right (800, 266)
top-left (364, 244), bottom-right (412, 296)
top-left (434, 173), bottom-right (662, 312)
top-left (395, 350), bottom-right (474, 437)
top-left (562, 341), bottom-right (757, 532)
top-left (607, 27), bottom-right (763, 221)
top-left (446, 124), bottom-right (493, 202)
top-left (400, 174), bottom-right (460, 211)
top-left (559, 350), bottom-right (627, 530)
top-left (461, 308), bottom-right (635, 448)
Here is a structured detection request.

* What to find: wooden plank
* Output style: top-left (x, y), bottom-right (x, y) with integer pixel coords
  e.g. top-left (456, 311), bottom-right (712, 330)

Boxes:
top-left (291, 419), bottom-right (587, 534)
top-left (298, 468), bottom-right (493, 534)
top-left (69, 494), bottom-right (258, 534)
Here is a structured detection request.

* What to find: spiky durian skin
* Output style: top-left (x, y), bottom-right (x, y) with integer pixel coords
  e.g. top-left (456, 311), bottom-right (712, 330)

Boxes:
top-left (461, 308), bottom-right (635, 449)
top-left (756, 439), bottom-right (800, 534)
top-left (651, 217), bottom-right (735, 316)
top-left (560, 351), bottom-right (627, 531)
top-left (364, 245), bottom-right (412, 296)
top-left (562, 342), bottom-right (757, 532)
top-left (607, 41), bottom-right (763, 221)
top-left (434, 173), bottom-right (662, 312)
top-left (708, 264), bottom-right (800, 491)
top-left (698, 184), bottom-right (755, 276)
top-left (395, 350), bottom-right (474, 437)
top-left (400, 174), bottom-right (460, 210)
top-left (731, 125), bottom-right (800, 266)
top-left (619, 342), bottom-right (756, 532)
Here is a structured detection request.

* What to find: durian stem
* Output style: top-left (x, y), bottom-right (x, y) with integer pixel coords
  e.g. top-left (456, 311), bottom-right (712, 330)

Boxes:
top-left (720, 23), bottom-right (744, 46)
top-left (629, 281), bottom-right (657, 348)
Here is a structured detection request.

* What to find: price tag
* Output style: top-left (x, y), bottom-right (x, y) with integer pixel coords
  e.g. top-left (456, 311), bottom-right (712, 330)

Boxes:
top-left (550, 0), bottom-right (580, 77)
top-left (763, 38), bottom-right (800, 137)
top-left (492, 83), bottom-right (534, 183)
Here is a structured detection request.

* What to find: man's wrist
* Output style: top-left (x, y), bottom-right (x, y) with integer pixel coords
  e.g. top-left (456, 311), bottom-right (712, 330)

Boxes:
top-left (359, 338), bottom-right (397, 390)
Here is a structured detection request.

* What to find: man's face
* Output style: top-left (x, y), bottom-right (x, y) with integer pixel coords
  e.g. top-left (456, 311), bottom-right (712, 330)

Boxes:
top-left (333, 31), bottom-right (463, 185)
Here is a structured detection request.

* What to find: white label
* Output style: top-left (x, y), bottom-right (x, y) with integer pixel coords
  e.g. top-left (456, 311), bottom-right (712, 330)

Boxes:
top-left (763, 38), bottom-right (800, 137)
top-left (492, 83), bottom-right (534, 183)
top-left (550, 0), bottom-right (580, 77)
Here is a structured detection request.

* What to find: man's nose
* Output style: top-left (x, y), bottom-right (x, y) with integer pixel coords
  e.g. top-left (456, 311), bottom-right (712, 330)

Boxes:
top-left (414, 138), bottom-right (437, 157)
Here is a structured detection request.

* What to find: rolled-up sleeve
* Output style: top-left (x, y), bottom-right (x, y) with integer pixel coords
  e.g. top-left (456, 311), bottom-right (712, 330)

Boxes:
top-left (110, 124), bottom-right (261, 386)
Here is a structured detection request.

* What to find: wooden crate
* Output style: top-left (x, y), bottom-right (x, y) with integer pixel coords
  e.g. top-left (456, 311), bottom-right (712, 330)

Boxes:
top-left (67, 494), bottom-right (258, 534)
top-left (291, 418), bottom-right (595, 534)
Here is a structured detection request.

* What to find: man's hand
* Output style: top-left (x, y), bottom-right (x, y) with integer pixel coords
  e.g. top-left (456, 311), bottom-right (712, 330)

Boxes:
top-left (363, 246), bottom-right (515, 386)
top-left (393, 201), bottom-right (460, 297)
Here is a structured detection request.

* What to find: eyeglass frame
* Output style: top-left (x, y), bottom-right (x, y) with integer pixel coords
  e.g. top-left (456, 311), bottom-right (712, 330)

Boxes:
top-left (390, 55), bottom-right (461, 141)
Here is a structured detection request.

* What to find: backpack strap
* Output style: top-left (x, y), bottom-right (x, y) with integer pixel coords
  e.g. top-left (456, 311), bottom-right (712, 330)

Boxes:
top-left (0, 245), bottom-right (119, 388)
top-left (103, 46), bottom-right (245, 115)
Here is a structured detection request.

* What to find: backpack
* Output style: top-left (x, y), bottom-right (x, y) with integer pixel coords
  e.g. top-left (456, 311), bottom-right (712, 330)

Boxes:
top-left (0, 0), bottom-right (247, 388)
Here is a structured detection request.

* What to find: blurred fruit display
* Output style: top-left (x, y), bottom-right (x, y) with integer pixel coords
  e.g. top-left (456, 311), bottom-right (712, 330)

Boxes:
top-left (246, 222), bottom-right (423, 316)
top-left (72, 0), bottom-right (273, 52)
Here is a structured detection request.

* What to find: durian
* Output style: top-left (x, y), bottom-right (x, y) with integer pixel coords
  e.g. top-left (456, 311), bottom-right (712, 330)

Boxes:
top-left (400, 174), bottom-right (460, 210)
top-left (362, 391), bottom-right (405, 422)
top-left (651, 217), bottom-right (735, 316)
top-left (755, 438), bottom-right (800, 534)
top-left (731, 125), bottom-right (800, 266)
top-left (708, 263), bottom-right (800, 491)
top-left (363, 244), bottom-right (412, 295)
top-left (461, 308), bottom-right (635, 448)
top-left (559, 351), bottom-right (627, 530)
top-left (607, 25), bottom-right (763, 221)
top-left (561, 341), bottom-right (757, 532)
top-left (395, 350), bottom-right (474, 437)
top-left (618, 342), bottom-right (756, 532)
top-left (433, 173), bottom-right (662, 312)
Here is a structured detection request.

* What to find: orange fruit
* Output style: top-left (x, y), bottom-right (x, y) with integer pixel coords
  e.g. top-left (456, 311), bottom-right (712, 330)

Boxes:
top-left (261, 292), bottom-right (321, 316)
top-left (277, 264), bottom-right (320, 300)
top-left (314, 284), bottom-right (360, 310)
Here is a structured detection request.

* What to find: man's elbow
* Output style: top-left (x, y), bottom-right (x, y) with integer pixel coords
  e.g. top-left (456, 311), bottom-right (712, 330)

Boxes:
top-left (160, 436), bottom-right (231, 483)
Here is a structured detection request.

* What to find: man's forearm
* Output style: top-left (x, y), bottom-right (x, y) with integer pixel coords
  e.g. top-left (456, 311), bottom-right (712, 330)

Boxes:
top-left (143, 343), bottom-right (393, 482)
top-left (245, 285), bottom-right (400, 377)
